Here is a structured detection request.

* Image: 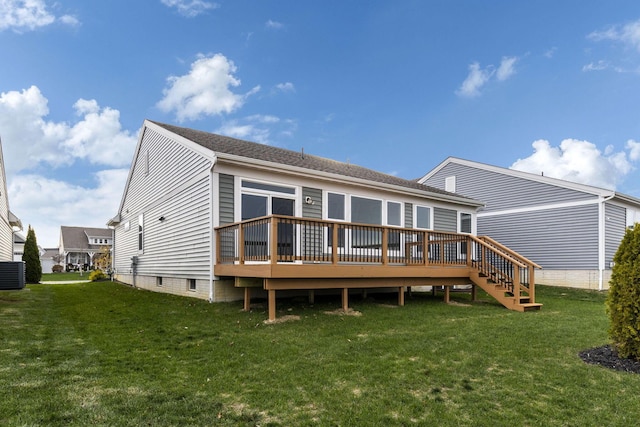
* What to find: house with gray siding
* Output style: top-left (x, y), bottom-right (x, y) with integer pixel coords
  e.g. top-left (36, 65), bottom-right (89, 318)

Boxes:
top-left (419, 157), bottom-right (640, 290)
top-left (0, 139), bottom-right (22, 261)
top-left (59, 226), bottom-right (113, 271)
top-left (109, 120), bottom-right (538, 311)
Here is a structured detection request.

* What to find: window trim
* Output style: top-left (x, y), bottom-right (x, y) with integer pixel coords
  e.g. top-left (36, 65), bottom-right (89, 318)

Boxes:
top-left (325, 191), bottom-right (347, 221)
top-left (459, 212), bottom-right (473, 234)
top-left (386, 200), bottom-right (403, 227)
top-left (414, 205), bottom-right (433, 230)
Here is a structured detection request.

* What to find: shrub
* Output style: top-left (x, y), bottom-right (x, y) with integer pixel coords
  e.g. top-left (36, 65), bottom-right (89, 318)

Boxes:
top-left (89, 269), bottom-right (106, 282)
top-left (52, 265), bottom-right (64, 273)
top-left (606, 224), bottom-right (640, 359)
top-left (22, 225), bottom-right (42, 284)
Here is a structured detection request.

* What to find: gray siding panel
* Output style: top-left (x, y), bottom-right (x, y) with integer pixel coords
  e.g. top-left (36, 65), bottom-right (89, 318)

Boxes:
top-left (114, 127), bottom-right (213, 279)
top-left (425, 163), bottom-right (596, 212)
top-left (302, 187), bottom-right (322, 219)
top-left (605, 203), bottom-right (626, 269)
top-left (405, 203), bottom-right (413, 229)
top-left (434, 207), bottom-right (457, 232)
top-left (478, 204), bottom-right (599, 269)
top-left (219, 173), bottom-right (234, 225)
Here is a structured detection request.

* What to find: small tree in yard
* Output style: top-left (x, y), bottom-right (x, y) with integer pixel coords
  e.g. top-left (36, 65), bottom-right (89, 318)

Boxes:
top-left (22, 225), bottom-right (42, 284)
top-left (606, 224), bottom-right (640, 360)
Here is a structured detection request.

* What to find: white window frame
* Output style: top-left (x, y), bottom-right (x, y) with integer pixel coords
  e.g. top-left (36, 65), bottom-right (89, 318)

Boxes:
top-left (414, 205), bottom-right (433, 230)
top-left (386, 200), bottom-right (403, 227)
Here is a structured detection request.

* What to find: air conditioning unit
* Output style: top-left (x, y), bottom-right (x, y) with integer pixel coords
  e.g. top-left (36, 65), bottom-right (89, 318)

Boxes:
top-left (0, 262), bottom-right (26, 290)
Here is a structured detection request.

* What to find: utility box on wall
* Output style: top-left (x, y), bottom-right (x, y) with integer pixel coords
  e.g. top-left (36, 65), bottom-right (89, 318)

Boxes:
top-left (0, 262), bottom-right (26, 290)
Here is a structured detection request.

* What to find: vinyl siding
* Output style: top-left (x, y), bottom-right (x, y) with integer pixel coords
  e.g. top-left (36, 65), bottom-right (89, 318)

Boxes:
top-left (404, 202), bottom-right (413, 229)
top-left (434, 207), bottom-right (457, 232)
top-left (478, 204), bottom-right (599, 269)
top-left (0, 156), bottom-right (11, 261)
top-left (605, 203), bottom-right (626, 269)
top-left (219, 173), bottom-right (234, 225)
top-left (302, 187), bottom-right (322, 219)
top-left (425, 163), bottom-right (596, 212)
top-left (114, 127), bottom-right (212, 279)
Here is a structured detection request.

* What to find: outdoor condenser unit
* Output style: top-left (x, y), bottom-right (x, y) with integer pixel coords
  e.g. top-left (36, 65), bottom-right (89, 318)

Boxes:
top-left (0, 261), bottom-right (26, 290)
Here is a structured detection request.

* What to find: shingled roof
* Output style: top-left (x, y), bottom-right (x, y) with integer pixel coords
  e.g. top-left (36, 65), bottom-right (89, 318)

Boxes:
top-left (151, 121), bottom-right (480, 205)
top-left (60, 226), bottom-right (112, 251)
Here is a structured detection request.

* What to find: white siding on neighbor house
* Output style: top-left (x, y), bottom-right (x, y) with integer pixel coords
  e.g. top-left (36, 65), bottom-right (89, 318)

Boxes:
top-left (605, 203), bottom-right (626, 268)
top-left (478, 204), bottom-right (600, 270)
top-left (0, 168), bottom-right (11, 261)
top-left (425, 163), bottom-right (597, 213)
top-left (114, 126), bottom-right (213, 280)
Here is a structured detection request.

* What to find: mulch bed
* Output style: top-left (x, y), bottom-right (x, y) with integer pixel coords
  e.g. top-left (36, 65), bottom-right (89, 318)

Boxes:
top-left (579, 345), bottom-right (640, 374)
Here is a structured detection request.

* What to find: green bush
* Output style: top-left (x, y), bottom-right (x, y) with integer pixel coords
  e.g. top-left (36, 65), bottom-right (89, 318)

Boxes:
top-left (22, 225), bottom-right (42, 284)
top-left (606, 224), bottom-right (640, 359)
top-left (89, 269), bottom-right (106, 282)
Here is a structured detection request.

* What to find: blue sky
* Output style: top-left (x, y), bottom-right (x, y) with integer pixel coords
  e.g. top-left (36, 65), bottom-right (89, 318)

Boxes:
top-left (3, 0), bottom-right (640, 247)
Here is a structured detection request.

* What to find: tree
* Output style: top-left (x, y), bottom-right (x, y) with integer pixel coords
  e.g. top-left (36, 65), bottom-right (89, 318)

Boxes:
top-left (22, 225), bottom-right (42, 284)
top-left (606, 224), bottom-right (640, 360)
top-left (93, 245), bottom-right (111, 271)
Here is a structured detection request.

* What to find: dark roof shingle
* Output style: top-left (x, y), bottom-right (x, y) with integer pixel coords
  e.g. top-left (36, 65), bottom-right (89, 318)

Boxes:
top-left (151, 121), bottom-right (478, 204)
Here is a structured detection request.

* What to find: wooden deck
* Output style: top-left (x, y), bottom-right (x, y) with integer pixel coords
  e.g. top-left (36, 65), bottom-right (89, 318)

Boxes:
top-left (215, 215), bottom-right (542, 320)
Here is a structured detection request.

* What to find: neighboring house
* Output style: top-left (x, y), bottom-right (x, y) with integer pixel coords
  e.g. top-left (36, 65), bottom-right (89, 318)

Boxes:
top-left (0, 138), bottom-right (22, 261)
top-left (419, 157), bottom-right (640, 290)
top-left (108, 120), bottom-right (541, 319)
top-left (59, 226), bottom-right (113, 270)
top-left (13, 232), bottom-right (24, 261)
top-left (40, 248), bottom-right (61, 273)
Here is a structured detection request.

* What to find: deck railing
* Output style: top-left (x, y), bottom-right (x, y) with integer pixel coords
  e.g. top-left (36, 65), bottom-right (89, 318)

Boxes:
top-left (215, 215), bottom-right (538, 301)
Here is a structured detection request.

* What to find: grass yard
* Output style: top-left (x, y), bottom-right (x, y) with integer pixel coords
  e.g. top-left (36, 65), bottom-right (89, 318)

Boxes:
top-left (40, 272), bottom-right (92, 282)
top-left (1, 282), bottom-right (639, 426)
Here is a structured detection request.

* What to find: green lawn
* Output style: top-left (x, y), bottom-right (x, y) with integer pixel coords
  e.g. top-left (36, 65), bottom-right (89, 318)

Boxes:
top-left (1, 282), bottom-right (638, 426)
top-left (40, 271), bottom-right (92, 282)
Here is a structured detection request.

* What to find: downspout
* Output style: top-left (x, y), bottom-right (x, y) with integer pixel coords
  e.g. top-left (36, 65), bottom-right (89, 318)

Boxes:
top-left (209, 155), bottom-right (218, 303)
top-left (598, 194), bottom-right (615, 291)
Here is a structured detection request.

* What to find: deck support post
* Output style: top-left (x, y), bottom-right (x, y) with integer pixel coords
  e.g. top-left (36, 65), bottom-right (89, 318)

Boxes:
top-left (268, 289), bottom-right (276, 321)
top-left (308, 290), bottom-right (315, 304)
top-left (243, 287), bottom-right (251, 311)
top-left (471, 284), bottom-right (477, 302)
top-left (398, 286), bottom-right (405, 306)
top-left (444, 285), bottom-right (450, 304)
top-left (341, 288), bottom-right (349, 311)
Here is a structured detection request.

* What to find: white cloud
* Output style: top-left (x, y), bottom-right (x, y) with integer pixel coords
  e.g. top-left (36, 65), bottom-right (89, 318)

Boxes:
top-left (456, 62), bottom-right (494, 98)
top-left (496, 56), bottom-right (517, 81)
top-left (582, 60), bottom-right (610, 72)
top-left (588, 19), bottom-right (640, 52)
top-left (266, 19), bottom-right (283, 29)
top-left (275, 82), bottom-right (295, 93)
top-left (0, 86), bottom-right (137, 175)
top-left (510, 138), bottom-right (638, 190)
top-left (456, 56), bottom-right (519, 97)
top-left (216, 115), bottom-right (295, 144)
top-left (627, 139), bottom-right (640, 161)
top-left (0, 0), bottom-right (79, 32)
top-left (157, 53), bottom-right (260, 122)
top-left (160, 0), bottom-right (219, 17)
top-left (544, 47), bottom-right (557, 59)
top-left (8, 169), bottom-right (129, 247)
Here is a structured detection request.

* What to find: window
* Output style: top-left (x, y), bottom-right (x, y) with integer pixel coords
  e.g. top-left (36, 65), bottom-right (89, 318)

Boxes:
top-left (327, 193), bottom-right (345, 220)
top-left (351, 196), bottom-right (382, 225)
top-left (138, 214), bottom-right (144, 252)
top-left (415, 206), bottom-right (431, 229)
top-left (188, 279), bottom-right (196, 291)
top-left (242, 180), bottom-right (295, 194)
top-left (156, 277), bottom-right (163, 287)
top-left (460, 213), bottom-right (472, 234)
top-left (387, 201), bottom-right (402, 226)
